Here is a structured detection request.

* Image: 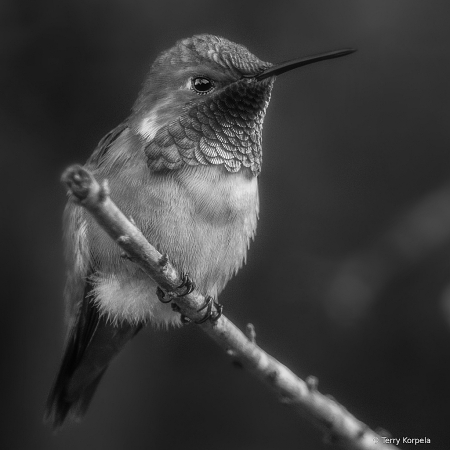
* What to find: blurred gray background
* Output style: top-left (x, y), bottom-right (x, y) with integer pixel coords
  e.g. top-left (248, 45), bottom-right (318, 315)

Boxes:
top-left (2, 0), bottom-right (450, 449)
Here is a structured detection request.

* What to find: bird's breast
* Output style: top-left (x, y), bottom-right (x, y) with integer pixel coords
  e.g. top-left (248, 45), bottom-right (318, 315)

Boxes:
top-left (177, 165), bottom-right (259, 226)
top-left (87, 162), bottom-right (259, 325)
top-left (144, 165), bottom-right (260, 292)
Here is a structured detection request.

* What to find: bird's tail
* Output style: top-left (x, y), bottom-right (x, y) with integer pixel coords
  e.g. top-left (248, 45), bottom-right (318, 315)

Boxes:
top-left (44, 298), bottom-right (142, 429)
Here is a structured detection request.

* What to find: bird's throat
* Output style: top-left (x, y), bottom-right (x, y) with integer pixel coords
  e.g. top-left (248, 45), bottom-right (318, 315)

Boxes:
top-left (143, 77), bottom-right (274, 176)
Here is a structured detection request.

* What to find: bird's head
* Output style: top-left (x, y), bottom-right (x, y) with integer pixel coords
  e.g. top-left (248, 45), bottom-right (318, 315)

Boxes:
top-left (132, 34), bottom-right (272, 123)
top-left (130, 34), bottom-right (354, 175)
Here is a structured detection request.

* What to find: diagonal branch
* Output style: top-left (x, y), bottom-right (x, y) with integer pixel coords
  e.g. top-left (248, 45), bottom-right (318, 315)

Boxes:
top-left (61, 164), bottom-right (399, 450)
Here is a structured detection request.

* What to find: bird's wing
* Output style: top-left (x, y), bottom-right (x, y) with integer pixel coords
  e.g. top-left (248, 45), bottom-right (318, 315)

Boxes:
top-left (45, 123), bottom-right (143, 429)
top-left (86, 121), bottom-right (129, 168)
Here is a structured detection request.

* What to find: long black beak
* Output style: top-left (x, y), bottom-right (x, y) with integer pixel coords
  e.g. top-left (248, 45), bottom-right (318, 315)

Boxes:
top-left (254, 48), bottom-right (356, 81)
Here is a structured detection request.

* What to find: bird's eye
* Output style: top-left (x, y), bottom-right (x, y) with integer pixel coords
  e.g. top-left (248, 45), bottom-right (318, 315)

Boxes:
top-left (191, 77), bottom-right (215, 95)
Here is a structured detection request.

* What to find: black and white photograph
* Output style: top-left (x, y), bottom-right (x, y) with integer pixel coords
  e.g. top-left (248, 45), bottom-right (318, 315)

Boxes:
top-left (2, 1), bottom-right (450, 449)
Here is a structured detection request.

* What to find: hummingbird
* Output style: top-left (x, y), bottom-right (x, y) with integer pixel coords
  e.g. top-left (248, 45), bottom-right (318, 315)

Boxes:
top-left (45, 34), bottom-right (355, 428)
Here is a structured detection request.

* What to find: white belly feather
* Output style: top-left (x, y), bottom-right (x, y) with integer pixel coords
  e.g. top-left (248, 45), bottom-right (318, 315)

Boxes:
top-left (82, 165), bottom-right (259, 326)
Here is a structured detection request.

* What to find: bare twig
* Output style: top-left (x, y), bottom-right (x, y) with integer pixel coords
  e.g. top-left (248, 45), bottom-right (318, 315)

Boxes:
top-left (61, 164), bottom-right (399, 450)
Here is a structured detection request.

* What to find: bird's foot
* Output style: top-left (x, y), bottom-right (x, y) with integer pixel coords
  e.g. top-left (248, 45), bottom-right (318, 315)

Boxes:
top-left (156, 272), bottom-right (195, 305)
top-left (195, 296), bottom-right (223, 324)
top-left (176, 272), bottom-right (196, 297)
top-left (170, 295), bottom-right (223, 324)
top-left (156, 286), bottom-right (172, 304)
